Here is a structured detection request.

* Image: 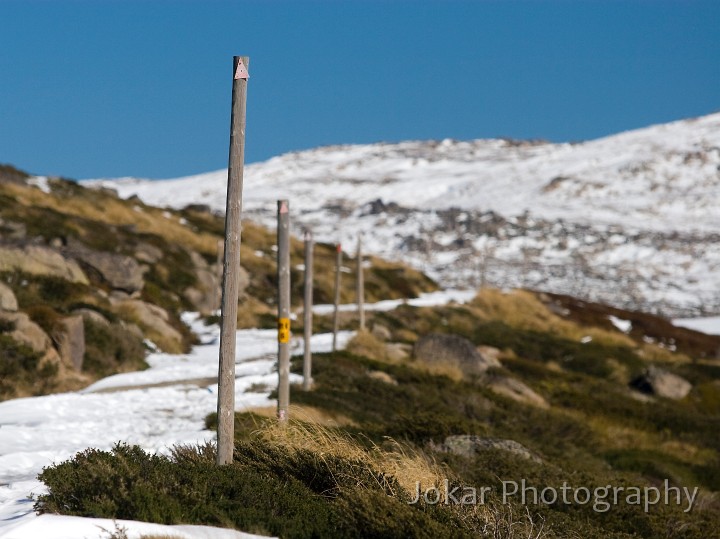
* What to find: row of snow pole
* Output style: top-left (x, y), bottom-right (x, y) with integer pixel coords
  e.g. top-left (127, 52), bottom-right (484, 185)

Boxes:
top-left (215, 56), bottom-right (366, 464)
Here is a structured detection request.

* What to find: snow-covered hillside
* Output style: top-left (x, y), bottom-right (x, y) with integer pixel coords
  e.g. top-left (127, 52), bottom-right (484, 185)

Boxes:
top-left (87, 113), bottom-right (720, 316)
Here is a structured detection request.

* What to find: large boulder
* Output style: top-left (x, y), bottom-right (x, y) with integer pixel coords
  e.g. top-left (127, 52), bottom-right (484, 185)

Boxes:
top-left (413, 333), bottom-right (500, 376)
top-left (0, 311), bottom-right (52, 353)
top-left (183, 251), bottom-right (220, 314)
top-left (0, 245), bottom-right (88, 284)
top-left (0, 218), bottom-right (26, 240)
top-left (441, 435), bottom-right (542, 463)
top-left (183, 250), bottom-right (248, 314)
top-left (66, 245), bottom-right (144, 293)
top-left (112, 298), bottom-right (184, 353)
top-left (52, 315), bottom-right (85, 371)
top-left (485, 375), bottom-right (549, 408)
top-left (134, 242), bottom-right (163, 264)
top-left (0, 282), bottom-right (18, 311)
top-left (630, 366), bottom-right (692, 400)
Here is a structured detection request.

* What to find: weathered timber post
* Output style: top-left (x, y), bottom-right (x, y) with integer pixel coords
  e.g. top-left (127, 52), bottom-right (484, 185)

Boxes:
top-left (303, 229), bottom-right (314, 390)
top-left (332, 243), bottom-right (342, 352)
top-left (277, 200), bottom-right (291, 422)
top-left (216, 239), bottom-right (224, 311)
top-left (356, 237), bottom-right (365, 331)
top-left (217, 55), bottom-right (249, 465)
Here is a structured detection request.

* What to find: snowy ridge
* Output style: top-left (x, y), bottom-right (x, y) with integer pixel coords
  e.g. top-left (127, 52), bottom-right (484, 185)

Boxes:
top-left (86, 113), bottom-right (720, 316)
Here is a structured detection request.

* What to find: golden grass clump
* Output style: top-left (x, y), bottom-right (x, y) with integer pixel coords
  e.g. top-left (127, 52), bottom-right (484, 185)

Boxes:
top-left (256, 415), bottom-right (448, 500)
top-left (346, 330), bottom-right (387, 361)
top-left (472, 288), bottom-right (635, 348)
top-left (637, 343), bottom-right (693, 364)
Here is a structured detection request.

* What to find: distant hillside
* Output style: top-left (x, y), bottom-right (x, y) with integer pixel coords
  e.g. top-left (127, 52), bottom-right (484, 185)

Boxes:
top-left (89, 113), bottom-right (720, 317)
top-left (0, 165), bottom-right (436, 400)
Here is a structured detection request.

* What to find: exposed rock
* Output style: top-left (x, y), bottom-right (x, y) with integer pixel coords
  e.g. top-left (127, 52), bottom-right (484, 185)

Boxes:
top-left (73, 308), bottom-right (111, 327)
top-left (366, 370), bottom-right (398, 385)
top-left (477, 345), bottom-right (502, 364)
top-left (237, 265), bottom-right (250, 297)
top-left (0, 219), bottom-right (27, 239)
top-left (183, 250), bottom-right (221, 314)
top-left (630, 366), bottom-right (692, 400)
top-left (183, 250), bottom-right (248, 314)
top-left (0, 245), bottom-right (88, 284)
top-left (371, 323), bottom-right (392, 341)
top-left (97, 186), bottom-right (119, 198)
top-left (134, 242), bottom-right (163, 264)
top-left (66, 246), bottom-right (144, 293)
top-left (485, 375), bottom-right (549, 408)
top-left (112, 298), bottom-right (183, 353)
top-left (414, 333), bottom-right (500, 376)
top-left (52, 315), bottom-right (85, 371)
top-left (385, 342), bottom-right (411, 361)
top-left (0, 311), bottom-right (51, 353)
top-left (442, 435), bottom-right (542, 463)
top-left (184, 203), bottom-right (212, 214)
top-left (0, 165), bottom-right (29, 185)
top-left (0, 282), bottom-right (18, 312)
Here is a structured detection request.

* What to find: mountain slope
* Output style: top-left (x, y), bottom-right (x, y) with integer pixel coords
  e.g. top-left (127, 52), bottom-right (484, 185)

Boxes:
top-left (88, 113), bottom-right (720, 316)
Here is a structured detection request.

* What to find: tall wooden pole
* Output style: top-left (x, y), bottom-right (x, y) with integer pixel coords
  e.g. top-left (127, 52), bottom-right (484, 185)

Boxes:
top-left (332, 243), bottom-right (342, 352)
top-left (356, 237), bottom-right (365, 331)
top-left (216, 239), bottom-right (223, 311)
top-left (302, 230), bottom-right (314, 391)
top-left (216, 55), bottom-right (249, 465)
top-left (277, 200), bottom-right (291, 422)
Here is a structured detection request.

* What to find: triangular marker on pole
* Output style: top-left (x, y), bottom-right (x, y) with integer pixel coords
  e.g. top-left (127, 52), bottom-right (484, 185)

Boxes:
top-left (234, 59), bottom-right (249, 80)
top-left (279, 201), bottom-right (289, 214)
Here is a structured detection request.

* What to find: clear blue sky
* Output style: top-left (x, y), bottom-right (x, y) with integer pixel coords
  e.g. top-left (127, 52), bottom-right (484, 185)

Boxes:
top-left (1, 0), bottom-right (718, 179)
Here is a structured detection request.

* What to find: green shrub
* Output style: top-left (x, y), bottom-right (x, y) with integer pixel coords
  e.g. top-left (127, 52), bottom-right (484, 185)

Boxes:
top-left (0, 335), bottom-right (44, 399)
top-left (83, 319), bottom-right (147, 377)
top-left (36, 442), bottom-right (472, 538)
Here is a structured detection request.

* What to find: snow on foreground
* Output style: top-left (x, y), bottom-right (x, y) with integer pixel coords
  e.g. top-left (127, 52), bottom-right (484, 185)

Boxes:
top-left (0, 290), bottom-right (471, 539)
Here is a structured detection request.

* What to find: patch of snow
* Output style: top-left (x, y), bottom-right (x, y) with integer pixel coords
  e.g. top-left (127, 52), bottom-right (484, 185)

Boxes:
top-left (673, 316), bottom-right (720, 336)
top-left (608, 315), bottom-right (632, 333)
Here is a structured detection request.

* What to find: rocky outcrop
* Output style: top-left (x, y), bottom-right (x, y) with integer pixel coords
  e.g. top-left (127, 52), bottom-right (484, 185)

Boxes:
top-left (385, 342), bottom-right (411, 361)
top-left (66, 245), bottom-right (144, 293)
top-left (111, 298), bottom-right (184, 353)
top-left (0, 311), bottom-right (52, 353)
top-left (441, 435), bottom-right (543, 463)
top-left (134, 242), bottom-right (163, 264)
top-left (182, 250), bottom-right (249, 315)
top-left (630, 366), bottom-right (692, 400)
top-left (0, 282), bottom-right (18, 312)
top-left (414, 333), bottom-right (500, 376)
top-left (52, 315), bottom-right (85, 371)
top-left (73, 308), bottom-right (110, 327)
top-left (371, 324), bottom-right (392, 341)
top-left (0, 218), bottom-right (27, 240)
top-left (183, 251), bottom-right (220, 314)
top-left (485, 375), bottom-right (549, 408)
top-left (0, 245), bottom-right (88, 284)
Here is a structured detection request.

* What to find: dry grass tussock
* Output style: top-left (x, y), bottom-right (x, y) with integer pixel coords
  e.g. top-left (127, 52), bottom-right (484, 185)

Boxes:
top-left (250, 404), bottom-right (358, 428)
top-left (472, 288), bottom-right (635, 348)
top-left (638, 342), bottom-right (693, 364)
top-left (256, 417), bottom-right (448, 500)
top-left (346, 330), bottom-right (387, 361)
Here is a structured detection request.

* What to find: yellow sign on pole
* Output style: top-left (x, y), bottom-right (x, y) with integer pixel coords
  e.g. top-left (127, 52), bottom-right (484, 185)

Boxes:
top-left (278, 317), bottom-right (291, 343)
